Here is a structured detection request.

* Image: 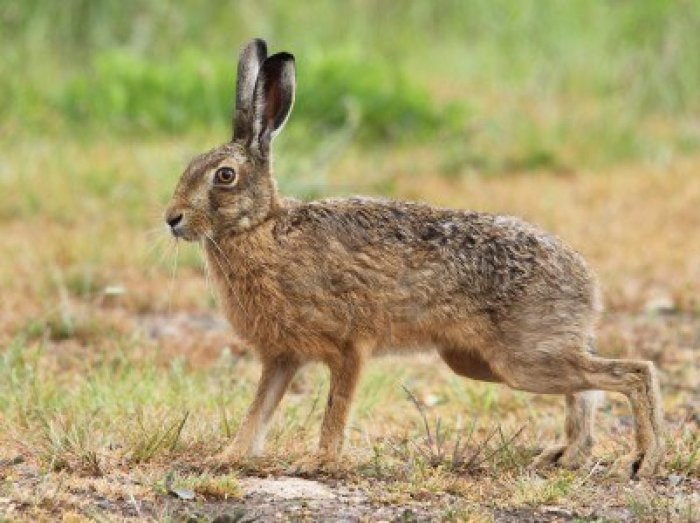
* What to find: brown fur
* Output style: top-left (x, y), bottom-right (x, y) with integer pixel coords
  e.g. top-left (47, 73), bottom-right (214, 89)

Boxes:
top-left (164, 40), bottom-right (664, 477)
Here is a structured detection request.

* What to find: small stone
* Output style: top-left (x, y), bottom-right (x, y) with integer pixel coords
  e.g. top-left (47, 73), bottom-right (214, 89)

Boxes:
top-left (422, 394), bottom-right (440, 407)
top-left (668, 474), bottom-right (683, 487)
top-left (542, 506), bottom-right (573, 516)
top-left (169, 487), bottom-right (196, 501)
top-left (103, 285), bottom-right (126, 296)
top-left (644, 294), bottom-right (676, 315)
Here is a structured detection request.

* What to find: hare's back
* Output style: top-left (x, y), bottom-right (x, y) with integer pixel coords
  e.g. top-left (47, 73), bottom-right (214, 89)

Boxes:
top-left (273, 197), bottom-right (597, 314)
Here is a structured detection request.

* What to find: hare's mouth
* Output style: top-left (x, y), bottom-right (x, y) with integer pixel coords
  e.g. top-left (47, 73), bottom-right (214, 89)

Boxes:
top-left (170, 224), bottom-right (199, 242)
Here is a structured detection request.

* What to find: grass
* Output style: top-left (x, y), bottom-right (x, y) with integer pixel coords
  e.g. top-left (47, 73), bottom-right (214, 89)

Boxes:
top-left (0, 0), bottom-right (699, 520)
top-left (3, 1), bottom-right (700, 168)
top-left (51, 47), bottom-right (462, 143)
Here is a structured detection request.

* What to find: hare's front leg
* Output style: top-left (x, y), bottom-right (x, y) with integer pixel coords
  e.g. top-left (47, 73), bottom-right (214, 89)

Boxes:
top-left (217, 357), bottom-right (299, 463)
top-left (318, 349), bottom-right (366, 459)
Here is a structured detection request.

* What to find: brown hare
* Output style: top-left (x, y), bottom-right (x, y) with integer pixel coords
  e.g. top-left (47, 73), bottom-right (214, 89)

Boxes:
top-left (164, 39), bottom-right (664, 478)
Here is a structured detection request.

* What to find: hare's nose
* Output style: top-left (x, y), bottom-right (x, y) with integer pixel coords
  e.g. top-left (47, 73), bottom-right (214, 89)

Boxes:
top-left (166, 212), bottom-right (183, 229)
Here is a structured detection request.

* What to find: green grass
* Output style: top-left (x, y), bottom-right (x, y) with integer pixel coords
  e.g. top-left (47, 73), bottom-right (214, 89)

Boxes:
top-left (0, 329), bottom-right (526, 476)
top-left (50, 48), bottom-right (460, 142)
top-left (2, 1), bottom-right (700, 170)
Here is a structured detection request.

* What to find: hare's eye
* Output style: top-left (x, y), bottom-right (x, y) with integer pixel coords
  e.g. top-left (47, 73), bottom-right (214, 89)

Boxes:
top-left (214, 167), bottom-right (236, 185)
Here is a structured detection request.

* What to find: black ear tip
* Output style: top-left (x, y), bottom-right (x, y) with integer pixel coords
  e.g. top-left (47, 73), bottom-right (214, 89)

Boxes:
top-left (264, 52), bottom-right (295, 69)
top-left (251, 38), bottom-right (267, 51)
top-left (276, 52), bottom-right (295, 62)
top-left (241, 38), bottom-right (267, 57)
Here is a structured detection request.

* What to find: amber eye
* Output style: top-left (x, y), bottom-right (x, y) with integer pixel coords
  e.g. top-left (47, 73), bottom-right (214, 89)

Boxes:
top-left (214, 167), bottom-right (236, 185)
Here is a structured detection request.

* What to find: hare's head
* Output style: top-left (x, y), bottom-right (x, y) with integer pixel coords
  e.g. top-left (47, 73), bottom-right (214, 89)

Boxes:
top-left (164, 39), bottom-right (295, 241)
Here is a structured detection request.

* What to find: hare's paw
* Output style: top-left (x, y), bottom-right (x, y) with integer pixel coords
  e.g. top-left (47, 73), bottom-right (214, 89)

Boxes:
top-left (288, 452), bottom-right (341, 476)
top-left (205, 444), bottom-right (248, 471)
top-left (557, 441), bottom-right (592, 470)
top-left (610, 443), bottom-right (663, 479)
top-left (530, 444), bottom-right (567, 471)
top-left (288, 455), bottom-right (323, 476)
top-left (634, 441), bottom-right (664, 478)
top-left (531, 442), bottom-right (590, 471)
top-left (609, 453), bottom-right (641, 479)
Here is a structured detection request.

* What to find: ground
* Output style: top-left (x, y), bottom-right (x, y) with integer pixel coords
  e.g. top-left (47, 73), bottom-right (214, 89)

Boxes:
top-left (0, 140), bottom-right (698, 521)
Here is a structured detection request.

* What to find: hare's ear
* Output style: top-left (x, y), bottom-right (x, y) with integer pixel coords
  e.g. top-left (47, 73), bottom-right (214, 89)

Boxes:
top-left (232, 38), bottom-right (268, 143)
top-left (250, 52), bottom-right (295, 156)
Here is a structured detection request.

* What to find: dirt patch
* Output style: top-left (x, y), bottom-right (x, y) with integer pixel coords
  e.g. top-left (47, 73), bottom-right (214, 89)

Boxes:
top-left (241, 476), bottom-right (336, 500)
top-left (155, 477), bottom-right (500, 522)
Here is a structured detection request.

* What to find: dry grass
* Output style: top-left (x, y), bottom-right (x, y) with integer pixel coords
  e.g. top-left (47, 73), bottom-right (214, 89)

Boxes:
top-left (0, 137), bottom-right (698, 521)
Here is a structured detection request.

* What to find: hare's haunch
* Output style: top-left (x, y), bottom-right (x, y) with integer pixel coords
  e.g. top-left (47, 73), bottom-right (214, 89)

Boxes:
top-left (164, 39), bottom-right (663, 478)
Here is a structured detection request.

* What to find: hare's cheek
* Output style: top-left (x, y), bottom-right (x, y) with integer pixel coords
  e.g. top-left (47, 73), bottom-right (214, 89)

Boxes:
top-left (235, 195), bottom-right (255, 215)
top-left (213, 193), bottom-right (253, 220)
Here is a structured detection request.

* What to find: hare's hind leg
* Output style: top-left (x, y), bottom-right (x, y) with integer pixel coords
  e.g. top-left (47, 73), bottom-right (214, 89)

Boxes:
top-left (440, 348), bottom-right (596, 470)
top-left (532, 391), bottom-right (598, 470)
top-left (581, 356), bottom-right (664, 478)
top-left (495, 349), bottom-right (664, 478)
top-left (217, 357), bottom-right (299, 463)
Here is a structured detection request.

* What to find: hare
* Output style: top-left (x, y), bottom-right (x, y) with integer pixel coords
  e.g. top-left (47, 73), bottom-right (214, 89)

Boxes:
top-left (164, 39), bottom-right (664, 478)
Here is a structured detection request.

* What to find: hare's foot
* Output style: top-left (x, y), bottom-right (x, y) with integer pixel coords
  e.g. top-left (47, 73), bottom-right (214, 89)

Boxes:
top-left (611, 442), bottom-right (664, 479)
top-left (609, 453), bottom-right (642, 479)
top-left (288, 455), bottom-right (323, 476)
top-left (635, 441), bottom-right (664, 478)
top-left (205, 444), bottom-right (248, 471)
top-left (558, 440), bottom-right (593, 470)
top-left (532, 440), bottom-right (591, 471)
top-left (288, 452), bottom-right (340, 476)
top-left (531, 444), bottom-right (567, 470)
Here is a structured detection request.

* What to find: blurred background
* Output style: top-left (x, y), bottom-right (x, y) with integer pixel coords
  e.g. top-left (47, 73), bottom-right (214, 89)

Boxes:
top-left (0, 2), bottom-right (698, 516)
top-left (4, 1), bottom-right (700, 168)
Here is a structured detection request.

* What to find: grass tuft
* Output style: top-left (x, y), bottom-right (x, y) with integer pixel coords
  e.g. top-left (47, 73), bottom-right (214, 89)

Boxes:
top-left (36, 412), bottom-right (104, 476)
top-left (125, 410), bottom-right (190, 464)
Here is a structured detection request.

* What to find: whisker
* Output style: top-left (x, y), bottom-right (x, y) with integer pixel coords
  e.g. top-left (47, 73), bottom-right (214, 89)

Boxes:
top-left (198, 247), bottom-right (217, 305)
top-left (143, 226), bottom-right (169, 238)
top-left (144, 233), bottom-right (173, 268)
top-left (144, 229), bottom-right (169, 249)
top-left (166, 239), bottom-right (180, 314)
top-left (203, 233), bottom-right (237, 273)
top-left (205, 243), bottom-right (236, 303)
top-left (203, 233), bottom-right (247, 316)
